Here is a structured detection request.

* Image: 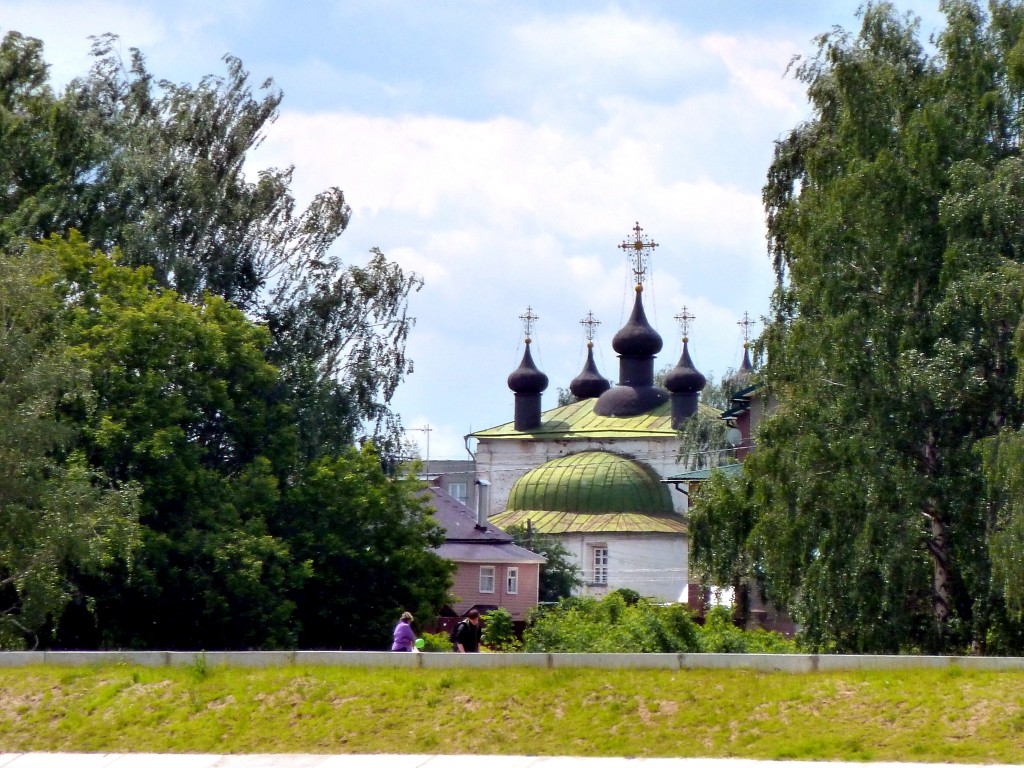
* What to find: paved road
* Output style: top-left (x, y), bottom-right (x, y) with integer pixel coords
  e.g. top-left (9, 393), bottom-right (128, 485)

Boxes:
top-left (0, 756), bottom-right (1014, 767)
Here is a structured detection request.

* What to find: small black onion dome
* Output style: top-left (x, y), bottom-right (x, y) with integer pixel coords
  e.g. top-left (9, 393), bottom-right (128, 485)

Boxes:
top-left (612, 286), bottom-right (663, 356)
top-left (735, 344), bottom-right (754, 384)
top-left (570, 342), bottom-right (611, 399)
top-left (664, 339), bottom-right (706, 394)
top-left (507, 341), bottom-right (549, 394)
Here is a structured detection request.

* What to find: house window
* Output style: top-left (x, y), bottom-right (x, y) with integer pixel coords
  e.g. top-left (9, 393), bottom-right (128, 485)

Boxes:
top-left (592, 546), bottom-right (609, 585)
top-left (479, 565), bottom-right (495, 593)
top-left (506, 567), bottom-right (519, 595)
top-left (448, 482), bottom-right (468, 504)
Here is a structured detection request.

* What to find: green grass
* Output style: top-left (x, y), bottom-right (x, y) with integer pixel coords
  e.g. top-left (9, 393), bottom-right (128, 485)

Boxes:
top-left (0, 664), bottom-right (1021, 761)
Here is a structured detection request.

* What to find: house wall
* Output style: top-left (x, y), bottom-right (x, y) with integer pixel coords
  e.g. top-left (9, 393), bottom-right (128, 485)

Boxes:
top-left (556, 532), bottom-right (688, 603)
top-left (450, 562), bottom-right (540, 621)
top-left (474, 436), bottom-right (689, 519)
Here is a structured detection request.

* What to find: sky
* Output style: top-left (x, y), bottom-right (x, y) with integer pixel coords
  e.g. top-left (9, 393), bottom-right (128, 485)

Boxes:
top-left (2, 0), bottom-right (949, 460)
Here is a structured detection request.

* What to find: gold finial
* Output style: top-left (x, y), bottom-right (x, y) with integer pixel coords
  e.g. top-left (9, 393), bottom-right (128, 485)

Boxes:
top-left (618, 221), bottom-right (658, 287)
top-left (580, 311), bottom-right (601, 345)
top-left (519, 305), bottom-right (539, 342)
top-left (674, 306), bottom-right (695, 343)
top-left (738, 311), bottom-right (755, 347)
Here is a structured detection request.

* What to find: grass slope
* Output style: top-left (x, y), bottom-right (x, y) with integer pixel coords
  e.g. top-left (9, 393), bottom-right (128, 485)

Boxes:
top-left (0, 664), bottom-right (1021, 761)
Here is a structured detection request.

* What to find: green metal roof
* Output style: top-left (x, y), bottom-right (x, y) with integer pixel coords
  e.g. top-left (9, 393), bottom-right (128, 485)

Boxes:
top-left (494, 451), bottom-right (684, 535)
top-left (469, 397), bottom-right (720, 441)
top-left (665, 463), bottom-right (743, 482)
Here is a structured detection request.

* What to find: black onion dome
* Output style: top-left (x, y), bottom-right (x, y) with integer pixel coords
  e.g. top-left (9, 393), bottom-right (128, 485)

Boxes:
top-left (664, 340), bottom-right (706, 394)
top-left (570, 343), bottom-right (611, 399)
top-left (735, 344), bottom-right (754, 384)
top-left (507, 342), bottom-right (549, 394)
top-left (611, 287), bottom-right (663, 357)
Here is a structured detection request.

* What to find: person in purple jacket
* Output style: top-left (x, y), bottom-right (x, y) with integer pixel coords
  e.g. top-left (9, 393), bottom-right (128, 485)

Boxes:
top-left (391, 611), bottom-right (416, 651)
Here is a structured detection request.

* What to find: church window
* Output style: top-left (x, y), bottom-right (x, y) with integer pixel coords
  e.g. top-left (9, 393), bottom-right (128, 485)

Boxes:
top-left (592, 546), bottom-right (609, 585)
top-left (506, 567), bottom-right (519, 594)
top-left (479, 565), bottom-right (496, 593)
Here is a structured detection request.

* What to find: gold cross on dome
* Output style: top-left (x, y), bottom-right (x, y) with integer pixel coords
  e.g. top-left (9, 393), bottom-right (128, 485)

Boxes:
top-left (618, 222), bottom-right (658, 285)
top-left (738, 311), bottom-right (756, 346)
top-left (580, 311), bottom-right (601, 342)
top-left (519, 306), bottom-right (539, 340)
top-left (674, 306), bottom-right (695, 341)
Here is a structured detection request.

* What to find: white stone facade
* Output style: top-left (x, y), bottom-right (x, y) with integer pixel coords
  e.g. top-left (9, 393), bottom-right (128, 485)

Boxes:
top-left (471, 433), bottom-right (691, 603)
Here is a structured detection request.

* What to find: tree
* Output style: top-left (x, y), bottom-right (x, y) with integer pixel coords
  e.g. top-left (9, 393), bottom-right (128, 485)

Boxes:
top-left (278, 445), bottom-right (454, 649)
top-left (506, 524), bottom-right (582, 602)
top-left (0, 241), bottom-right (139, 648)
top-left (695, 1), bottom-right (1024, 653)
top-left (37, 232), bottom-right (301, 649)
top-left (0, 30), bottom-right (420, 455)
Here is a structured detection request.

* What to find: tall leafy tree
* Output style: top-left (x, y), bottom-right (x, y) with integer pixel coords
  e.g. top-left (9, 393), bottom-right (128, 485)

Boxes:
top-left (41, 232), bottom-right (301, 649)
top-left (0, 30), bottom-right (420, 454)
top-left (0, 241), bottom-right (138, 648)
top-left (279, 445), bottom-right (453, 649)
top-left (693, 1), bottom-right (1024, 653)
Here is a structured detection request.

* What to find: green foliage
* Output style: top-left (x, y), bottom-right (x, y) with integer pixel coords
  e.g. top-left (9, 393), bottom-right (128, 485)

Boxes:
top-left (0, 241), bottom-right (139, 647)
top-left (694, 1), bottom-right (1024, 653)
top-left (0, 30), bottom-right (450, 650)
top-left (482, 608), bottom-right (520, 652)
top-left (522, 593), bottom-right (700, 653)
top-left (521, 594), bottom-right (793, 654)
top-left (418, 631), bottom-right (451, 653)
top-left (279, 445), bottom-right (454, 649)
top-left (506, 524), bottom-right (582, 602)
top-left (33, 232), bottom-right (300, 649)
top-left (0, 29), bottom-right (420, 455)
top-left (697, 607), bottom-right (798, 653)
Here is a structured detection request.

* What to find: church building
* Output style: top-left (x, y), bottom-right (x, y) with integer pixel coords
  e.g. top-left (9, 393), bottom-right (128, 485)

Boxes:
top-left (467, 224), bottom-right (718, 603)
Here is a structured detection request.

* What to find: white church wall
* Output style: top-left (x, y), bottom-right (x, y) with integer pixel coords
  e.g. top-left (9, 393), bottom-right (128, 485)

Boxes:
top-left (559, 533), bottom-right (688, 604)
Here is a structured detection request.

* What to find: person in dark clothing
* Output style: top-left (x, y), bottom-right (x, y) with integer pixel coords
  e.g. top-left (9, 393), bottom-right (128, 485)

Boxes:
top-left (453, 609), bottom-right (483, 652)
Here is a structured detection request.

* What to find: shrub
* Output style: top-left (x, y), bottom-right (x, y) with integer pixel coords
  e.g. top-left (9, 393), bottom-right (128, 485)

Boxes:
top-left (482, 608), bottom-right (520, 651)
top-left (697, 607), bottom-right (797, 653)
top-left (522, 594), bottom-right (700, 653)
top-left (419, 631), bottom-right (452, 652)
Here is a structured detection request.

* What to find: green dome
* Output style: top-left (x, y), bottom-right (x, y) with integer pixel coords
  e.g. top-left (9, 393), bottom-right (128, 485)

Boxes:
top-left (506, 451), bottom-right (673, 515)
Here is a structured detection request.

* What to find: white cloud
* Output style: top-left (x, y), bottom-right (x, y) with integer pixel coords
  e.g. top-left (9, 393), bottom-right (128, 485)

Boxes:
top-left (504, 7), bottom-right (712, 90)
top-left (0, 0), bottom-right (165, 84)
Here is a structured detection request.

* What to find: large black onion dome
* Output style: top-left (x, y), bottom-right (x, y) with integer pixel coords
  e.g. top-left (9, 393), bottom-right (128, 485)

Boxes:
top-left (507, 342), bottom-right (549, 394)
top-left (612, 287), bottom-right (663, 357)
top-left (664, 339), bottom-right (706, 394)
top-left (570, 343), bottom-right (611, 399)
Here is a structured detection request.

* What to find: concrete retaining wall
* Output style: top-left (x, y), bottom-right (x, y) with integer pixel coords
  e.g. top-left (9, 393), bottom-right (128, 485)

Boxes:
top-left (2, 651), bottom-right (1023, 671)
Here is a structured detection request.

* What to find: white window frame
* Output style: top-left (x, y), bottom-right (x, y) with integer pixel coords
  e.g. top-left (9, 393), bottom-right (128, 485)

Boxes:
top-left (448, 482), bottom-right (468, 504)
top-left (506, 566), bottom-right (519, 595)
top-left (592, 546), bottom-right (609, 585)
top-left (479, 565), bottom-right (496, 593)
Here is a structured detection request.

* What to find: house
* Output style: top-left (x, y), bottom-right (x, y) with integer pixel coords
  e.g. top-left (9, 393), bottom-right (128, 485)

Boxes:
top-left (422, 459), bottom-right (474, 505)
top-left (424, 486), bottom-right (545, 624)
top-left (467, 224), bottom-right (718, 604)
